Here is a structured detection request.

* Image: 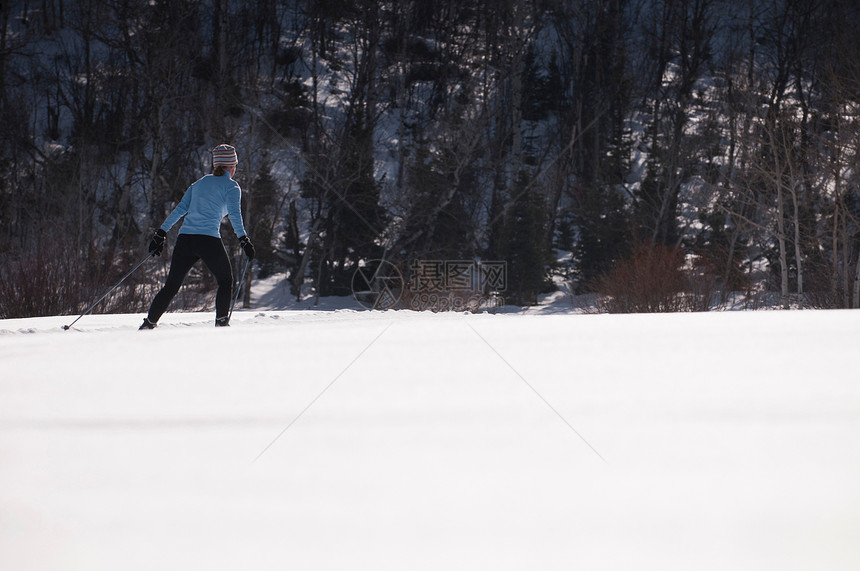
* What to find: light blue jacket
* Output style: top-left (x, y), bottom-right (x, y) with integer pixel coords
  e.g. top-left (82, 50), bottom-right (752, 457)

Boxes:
top-left (160, 173), bottom-right (247, 239)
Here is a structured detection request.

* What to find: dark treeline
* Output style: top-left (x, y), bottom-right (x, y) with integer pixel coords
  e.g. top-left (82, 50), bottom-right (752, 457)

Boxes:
top-left (2, 0), bottom-right (860, 317)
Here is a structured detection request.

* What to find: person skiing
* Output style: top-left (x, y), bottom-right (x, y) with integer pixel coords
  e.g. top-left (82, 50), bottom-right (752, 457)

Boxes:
top-left (140, 144), bottom-right (255, 329)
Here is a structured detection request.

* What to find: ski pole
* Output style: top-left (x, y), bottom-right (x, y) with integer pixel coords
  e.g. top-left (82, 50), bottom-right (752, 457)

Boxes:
top-left (62, 251), bottom-right (155, 330)
top-left (229, 256), bottom-right (250, 321)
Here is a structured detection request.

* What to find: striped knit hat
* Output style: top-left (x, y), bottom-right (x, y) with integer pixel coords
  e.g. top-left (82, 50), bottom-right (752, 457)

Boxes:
top-left (212, 144), bottom-right (238, 167)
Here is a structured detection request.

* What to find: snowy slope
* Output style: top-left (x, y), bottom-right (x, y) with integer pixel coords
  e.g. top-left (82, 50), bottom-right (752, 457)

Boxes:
top-left (1, 303), bottom-right (859, 570)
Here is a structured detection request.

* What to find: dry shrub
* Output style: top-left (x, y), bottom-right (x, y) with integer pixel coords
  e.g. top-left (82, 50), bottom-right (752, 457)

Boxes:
top-left (0, 246), bottom-right (84, 319)
top-left (597, 242), bottom-right (708, 313)
top-left (0, 241), bottom-right (156, 319)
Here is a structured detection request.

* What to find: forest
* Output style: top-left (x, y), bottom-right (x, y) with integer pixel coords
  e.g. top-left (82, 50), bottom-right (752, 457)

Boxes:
top-left (2, 0), bottom-right (860, 318)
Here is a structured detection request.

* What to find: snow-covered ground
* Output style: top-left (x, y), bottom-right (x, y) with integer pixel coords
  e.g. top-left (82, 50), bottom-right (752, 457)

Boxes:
top-left (1, 278), bottom-right (859, 570)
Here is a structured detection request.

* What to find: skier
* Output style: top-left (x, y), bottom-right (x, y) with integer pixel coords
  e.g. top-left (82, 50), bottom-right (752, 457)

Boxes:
top-left (140, 144), bottom-right (255, 329)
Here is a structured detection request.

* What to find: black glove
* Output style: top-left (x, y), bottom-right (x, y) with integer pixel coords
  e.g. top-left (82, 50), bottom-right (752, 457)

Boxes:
top-left (239, 235), bottom-right (255, 259)
top-left (148, 229), bottom-right (167, 256)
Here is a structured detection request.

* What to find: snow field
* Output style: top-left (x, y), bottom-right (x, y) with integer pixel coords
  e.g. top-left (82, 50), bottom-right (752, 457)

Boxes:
top-left (1, 308), bottom-right (859, 570)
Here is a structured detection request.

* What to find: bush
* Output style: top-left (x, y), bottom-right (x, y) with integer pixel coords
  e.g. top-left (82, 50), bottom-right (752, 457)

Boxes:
top-left (0, 246), bottom-right (84, 319)
top-left (596, 242), bottom-right (711, 313)
top-left (0, 241), bottom-right (158, 320)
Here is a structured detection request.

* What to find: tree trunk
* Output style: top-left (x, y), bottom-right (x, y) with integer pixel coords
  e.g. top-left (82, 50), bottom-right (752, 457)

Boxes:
top-left (790, 183), bottom-right (803, 308)
top-left (722, 224), bottom-right (738, 301)
top-left (853, 252), bottom-right (860, 309)
top-left (777, 182), bottom-right (789, 309)
top-left (242, 180), bottom-right (254, 310)
top-left (509, 0), bottom-right (525, 176)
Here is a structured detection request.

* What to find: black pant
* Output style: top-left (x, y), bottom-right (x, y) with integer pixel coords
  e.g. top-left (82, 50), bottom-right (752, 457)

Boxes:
top-left (147, 234), bottom-right (233, 323)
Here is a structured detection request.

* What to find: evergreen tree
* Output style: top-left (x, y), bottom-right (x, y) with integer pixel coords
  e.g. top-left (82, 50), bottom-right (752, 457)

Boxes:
top-left (316, 110), bottom-right (387, 296)
top-left (500, 171), bottom-right (551, 305)
top-left (573, 183), bottom-right (630, 293)
top-left (248, 161), bottom-right (280, 279)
